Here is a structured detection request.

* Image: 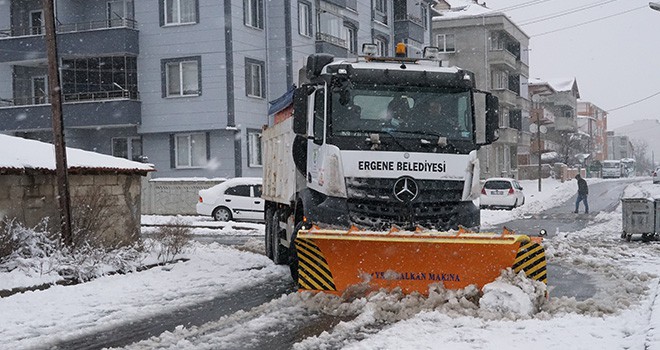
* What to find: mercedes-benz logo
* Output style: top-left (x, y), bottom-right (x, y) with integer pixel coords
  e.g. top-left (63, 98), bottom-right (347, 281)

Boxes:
top-left (393, 177), bottom-right (418, 202)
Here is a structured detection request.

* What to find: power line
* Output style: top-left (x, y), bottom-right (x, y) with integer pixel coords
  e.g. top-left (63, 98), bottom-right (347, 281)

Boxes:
top-left (518, 0), bottom-right (620, 26)
top-left (606, 90), bottom-right (660, 112)
top-left (492, 0), bottom-right (554, 12)
top-left (531, 5), bottom-right (646, 37)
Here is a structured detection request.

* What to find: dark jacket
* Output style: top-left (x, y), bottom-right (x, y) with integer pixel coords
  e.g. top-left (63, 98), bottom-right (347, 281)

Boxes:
top-left (577, 177), bottom-right (588, 195)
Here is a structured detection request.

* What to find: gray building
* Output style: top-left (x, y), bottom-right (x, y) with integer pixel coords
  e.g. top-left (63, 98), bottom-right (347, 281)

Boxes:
top-left (607, 131), bottom-right (634, 160)
top-left (431, 1), bottom-right (530, 179)
top-left (0, 0), bottom-right (435, 179)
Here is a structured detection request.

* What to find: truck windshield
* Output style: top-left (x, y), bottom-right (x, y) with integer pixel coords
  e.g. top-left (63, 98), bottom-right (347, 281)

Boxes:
top-left (330, 85), bottom-right (473, 141)
top-left (603, 162), bottom-right (619, 168)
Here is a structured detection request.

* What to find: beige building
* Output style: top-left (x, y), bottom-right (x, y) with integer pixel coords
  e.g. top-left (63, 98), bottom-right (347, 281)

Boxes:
top-left (432, 0), bottom-right (530, 179)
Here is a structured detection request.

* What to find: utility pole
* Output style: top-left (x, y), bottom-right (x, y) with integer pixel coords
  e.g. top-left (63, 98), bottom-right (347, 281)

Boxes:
top-left (44, 0), bottom-right (73, 246)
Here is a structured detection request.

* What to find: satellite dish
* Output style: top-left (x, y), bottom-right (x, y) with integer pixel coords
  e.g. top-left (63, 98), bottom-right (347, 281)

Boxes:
top-left (529, 123), bottom-right (538, 133)
top-left (539, 125), bottom-right (548, 134)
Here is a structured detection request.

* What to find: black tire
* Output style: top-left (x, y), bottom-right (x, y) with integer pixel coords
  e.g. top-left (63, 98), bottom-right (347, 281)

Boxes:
top-left (213, 207), bottom-right (232, 221)
top-left (264, 206), bottom-right (274, 259)
top-left (626, 233), bottom-right (632, 242)
top-left (288, 222), bottom-right (304, 287)
top-left (271, 208), bottom-right (289, 265)
top-left (621, 231), bottom-right (627, 239)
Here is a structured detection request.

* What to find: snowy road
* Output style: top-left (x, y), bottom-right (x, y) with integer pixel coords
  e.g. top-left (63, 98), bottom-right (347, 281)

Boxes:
top-left (2, 178), bottom-right (660, 349)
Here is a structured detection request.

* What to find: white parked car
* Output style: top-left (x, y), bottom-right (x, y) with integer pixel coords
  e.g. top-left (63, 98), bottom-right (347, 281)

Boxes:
top-left (653, 167), bottom-right (660, 184)
top-left (196, 177), bottom-right (264, 222)
top-left (480, 178), bottom-right (525, 210)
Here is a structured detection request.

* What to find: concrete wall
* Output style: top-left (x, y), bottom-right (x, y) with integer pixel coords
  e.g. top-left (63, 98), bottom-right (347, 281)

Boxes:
top-left (0, 173), bottom-right (143, 247)
top-left (141, 174), bottom-right (225, 215)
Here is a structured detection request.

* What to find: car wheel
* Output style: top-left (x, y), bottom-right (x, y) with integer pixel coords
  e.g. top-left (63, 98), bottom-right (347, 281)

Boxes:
top-left (509, 199), bottom-right (518, 210)
top-left (213, 207), bottom-right (232, 221)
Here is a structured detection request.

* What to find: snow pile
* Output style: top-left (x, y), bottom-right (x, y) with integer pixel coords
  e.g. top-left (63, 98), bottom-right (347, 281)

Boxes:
top-left (480, 270), bottom-right (547, 319)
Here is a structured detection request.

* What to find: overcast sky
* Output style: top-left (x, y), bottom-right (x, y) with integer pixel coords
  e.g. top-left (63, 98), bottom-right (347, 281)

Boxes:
top-left (486, 0), bottom-right (660, 130)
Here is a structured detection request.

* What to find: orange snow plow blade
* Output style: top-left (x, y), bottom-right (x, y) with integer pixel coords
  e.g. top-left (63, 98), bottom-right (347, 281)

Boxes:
top-left (294, 226), bottom-right (547, 296)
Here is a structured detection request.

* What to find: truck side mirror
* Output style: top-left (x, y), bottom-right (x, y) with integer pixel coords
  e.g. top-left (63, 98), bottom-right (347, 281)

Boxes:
top-left (484, 94), bottom-right (500, 145)
top-left (292, 87), bottom-right (309, 135)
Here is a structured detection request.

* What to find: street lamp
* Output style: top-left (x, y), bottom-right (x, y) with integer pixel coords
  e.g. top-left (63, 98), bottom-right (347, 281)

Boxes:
top-left (651, 2), bottom-right (660, 11)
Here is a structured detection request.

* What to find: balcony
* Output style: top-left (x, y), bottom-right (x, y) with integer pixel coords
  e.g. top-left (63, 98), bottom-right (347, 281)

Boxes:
top-left (0, 91), bottom-right (140, 131)
top-left (489, 49), bottom-right (517, 71)
top-left (0, 19), bottom-right (139, 63)
top-left (315, 32), bottom-right (349, 57)
top-left (530, 108), bottom-right (556, 124)
top-left (491, 88), bottom-right (518, 107)
top-left (531, 139), bottom-right (560, 154)
top-left (393, 14), bottom-right (425, 43)
top-left (517, 59), bottom-right (529, 77)
top-left (495, 127), bottom-right (518, 145)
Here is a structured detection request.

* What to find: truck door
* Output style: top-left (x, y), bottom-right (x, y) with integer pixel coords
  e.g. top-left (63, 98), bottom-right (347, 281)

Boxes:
top-left (307, 85), bottom-right (326, 193)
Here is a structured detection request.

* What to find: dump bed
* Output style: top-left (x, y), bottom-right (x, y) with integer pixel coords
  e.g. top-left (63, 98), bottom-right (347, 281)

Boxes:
top-left (262, 117), bottom-right (297, 205)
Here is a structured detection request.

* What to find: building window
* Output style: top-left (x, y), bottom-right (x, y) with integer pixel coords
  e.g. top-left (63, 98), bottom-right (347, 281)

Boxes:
top-left (61, 56), bottom-right (138, 101)
top-left (436, 34), bottom-right (455, 53)
top-left (175, 133), bottom-right (207, 168)
top-left (298, 1), bottom-right (312, 37)
top-left (244, 0), bottom-right (264, 29)
top-left (343, 25), bottom-right (357, 53)
top-left (374, 0), bottom-right (388, 25)
top-left (112, 137), bottom-right (142, 161)
top-left (318, 10), bottom-right (343, 43)
top-left (248, 130), bottom-right (262, 167)
top-left (492, 70), bottom-right (508, 90)
top-left (162, 0), bottom-right (197, 26)
top-left (375, 38), bottom-right (388, 56)
top-left (30, 10), bottom-right (43, 35)
top-left (564, 110), bottom-right (573, 119)
top-left (162, 56), bottom-right (201, 97)
top-left (245, 58), bottom-right (265, 98)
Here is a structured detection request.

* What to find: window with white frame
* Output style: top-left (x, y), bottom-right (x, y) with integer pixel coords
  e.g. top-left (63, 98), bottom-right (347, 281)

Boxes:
top-left (343, 25), bottom-right (356, 53)
top-left (375, 38), bottom-right (387, 56)
top-left (163, 57), bottom-right (200, 97)
top-left (436, 34), bottom-right (455, 53)
top-left (175, 133), bottom-right (206, 168)
top-left (245, 58), bottom-right (265, 98)
top-left (491, 70), bottom-right (508, 90)
top-left (318, 10), bottom-right (342, 39)
top-left (248, 130), bottom-right (262, 167)
top-left (244, 0), bottom-right (264, 29)
top-left (112, 137), bottom-right (142, 161)
top-left (298, 1), bottom-right (312, 37)
top-left (374, 0), bottom-right (388, 25)
top-left (162, 0), bottom-right (197, 26)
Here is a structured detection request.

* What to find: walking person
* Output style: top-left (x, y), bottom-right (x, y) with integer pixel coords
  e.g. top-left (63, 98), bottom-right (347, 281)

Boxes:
top-left (574, 174), bottom-right (589, 214)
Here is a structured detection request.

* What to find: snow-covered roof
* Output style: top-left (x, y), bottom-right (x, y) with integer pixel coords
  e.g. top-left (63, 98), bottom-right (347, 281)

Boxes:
top-left (433, 0), bottom-right (495, 20)
top-left (546, 78), bottom-right (577, 93)
top-left (0, 134), bottom-right (154, 174)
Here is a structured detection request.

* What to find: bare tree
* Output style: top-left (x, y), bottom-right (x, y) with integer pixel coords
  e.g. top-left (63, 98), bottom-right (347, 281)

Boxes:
top-left (631, 139), bottom-right (651, 174)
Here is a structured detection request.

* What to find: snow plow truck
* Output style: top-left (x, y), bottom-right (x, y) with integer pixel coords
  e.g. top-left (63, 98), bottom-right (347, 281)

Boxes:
top-left (262, 44), bottom-right (547, 296)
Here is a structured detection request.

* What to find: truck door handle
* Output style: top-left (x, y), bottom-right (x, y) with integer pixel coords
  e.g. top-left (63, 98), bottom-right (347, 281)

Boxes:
top-left (255, 201), bottom-right (261, 204)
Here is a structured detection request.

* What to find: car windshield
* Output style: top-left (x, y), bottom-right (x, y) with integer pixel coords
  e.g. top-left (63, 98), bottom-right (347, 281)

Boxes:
top-left (603, 162), bottom-right (619, 168)
top-left (330, 85), bottom-right (473, 141)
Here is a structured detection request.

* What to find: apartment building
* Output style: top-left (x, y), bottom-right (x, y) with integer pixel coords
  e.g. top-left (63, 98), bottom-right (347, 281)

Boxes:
top-left (0, 0), bottom-right (435, 179)
top-left (577, 101), bottom-right (608, 162)
top-left (607, 131), bottom-right (634, 160)
top-left (528, 77), bottom-right (580, 165)
top-left (431, 0), bottom-right (530, 179)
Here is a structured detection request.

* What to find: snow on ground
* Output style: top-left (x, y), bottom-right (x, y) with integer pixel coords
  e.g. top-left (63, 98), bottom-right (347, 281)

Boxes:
top-left (1, 177), bottom-right (660, 349)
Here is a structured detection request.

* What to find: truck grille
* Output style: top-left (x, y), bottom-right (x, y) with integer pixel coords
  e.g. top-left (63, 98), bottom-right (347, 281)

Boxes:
top-left (345, 177), bottom-right (465, 230)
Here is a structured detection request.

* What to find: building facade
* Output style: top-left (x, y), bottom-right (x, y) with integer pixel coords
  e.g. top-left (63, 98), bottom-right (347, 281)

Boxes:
top-left (0, 0), bottom-right (435, 179)
top-left (431, 1), bottom-right (530, 179)
top-left (528, 78), bottom-right (580, 165)
top-left (577, 101), bottom-right (608, 162)
top-left (607, 131), bottom-right (634, 160)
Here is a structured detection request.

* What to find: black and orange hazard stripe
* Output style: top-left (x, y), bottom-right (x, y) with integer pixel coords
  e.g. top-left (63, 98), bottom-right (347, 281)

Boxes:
top-left (295, 238), bottom-right (337, 291)
top-left (512, 240), bottom-right (547, 284)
